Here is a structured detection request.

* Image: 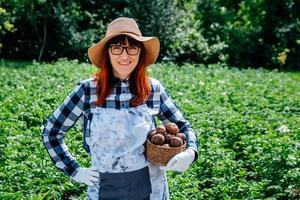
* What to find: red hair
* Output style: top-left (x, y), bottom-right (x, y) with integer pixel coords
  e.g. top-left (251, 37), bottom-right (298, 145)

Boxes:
top-left (93, 36), bottom-right (151, 107)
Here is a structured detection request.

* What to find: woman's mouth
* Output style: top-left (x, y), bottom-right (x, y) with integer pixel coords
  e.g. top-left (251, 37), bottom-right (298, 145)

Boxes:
top-left (119, 62), bottom-right (131, 66)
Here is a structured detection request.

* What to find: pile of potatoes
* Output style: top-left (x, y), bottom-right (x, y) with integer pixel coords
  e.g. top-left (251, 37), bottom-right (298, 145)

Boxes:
top-left (147, 123), bottom-right (186, 147)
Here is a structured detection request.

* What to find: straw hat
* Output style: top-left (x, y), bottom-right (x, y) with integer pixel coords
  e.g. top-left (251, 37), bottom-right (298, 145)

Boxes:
top-left (88, 17), bottom-right (160, 68)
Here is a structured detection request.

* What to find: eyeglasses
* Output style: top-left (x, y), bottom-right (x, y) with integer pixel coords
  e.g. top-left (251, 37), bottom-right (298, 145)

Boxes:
top-left (109, 44), bottom-right (140, 55)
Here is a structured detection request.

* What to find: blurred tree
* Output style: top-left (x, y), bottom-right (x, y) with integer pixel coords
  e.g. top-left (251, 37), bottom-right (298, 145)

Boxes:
top-left (261, 0), bottom-right (300, 70)
top-left (193, 0), bottom-right (300, 70)
top-left (1, 0), bottom-right (299, 70)
top-left (0, 3), bottom-right (15, 55)
top-left (1, 0), bottom-right (106, 61)
top-left (108, 0), bottom-right (185, 61)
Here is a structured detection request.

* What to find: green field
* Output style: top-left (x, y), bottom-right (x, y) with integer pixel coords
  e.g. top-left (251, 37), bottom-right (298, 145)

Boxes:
top-left (0, 59), bottom-right (299, 199)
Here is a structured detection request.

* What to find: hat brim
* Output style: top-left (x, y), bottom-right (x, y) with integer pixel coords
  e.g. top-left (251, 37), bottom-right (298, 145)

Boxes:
top-left (88, 33), bottom-right (160, 68)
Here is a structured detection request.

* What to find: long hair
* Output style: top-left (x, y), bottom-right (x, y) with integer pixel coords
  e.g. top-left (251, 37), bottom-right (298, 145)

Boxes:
top-left (93, 35), bottom-right (151, 107)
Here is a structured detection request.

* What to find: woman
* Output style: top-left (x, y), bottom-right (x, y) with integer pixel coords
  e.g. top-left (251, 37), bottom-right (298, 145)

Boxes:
top-left (42, 17), bottom-right (198, 200)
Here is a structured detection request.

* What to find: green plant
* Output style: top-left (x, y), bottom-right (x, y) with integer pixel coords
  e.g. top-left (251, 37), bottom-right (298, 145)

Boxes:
top-left (0, 60), bottom-right (299, 199)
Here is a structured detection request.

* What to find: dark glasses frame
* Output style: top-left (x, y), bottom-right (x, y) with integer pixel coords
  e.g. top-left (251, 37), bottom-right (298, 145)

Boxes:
top-left (109, 44), bottom-right (140, 55)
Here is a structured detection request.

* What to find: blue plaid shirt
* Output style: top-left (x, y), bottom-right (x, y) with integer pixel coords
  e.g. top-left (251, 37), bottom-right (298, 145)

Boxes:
top-left (42, 77), bottom-right (198, 176)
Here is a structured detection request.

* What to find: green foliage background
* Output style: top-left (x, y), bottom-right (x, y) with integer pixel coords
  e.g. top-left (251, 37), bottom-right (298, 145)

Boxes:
top-left (1, 0), bottom-right (299, 70)
top-left (0, 60), bottom-right (299, 199)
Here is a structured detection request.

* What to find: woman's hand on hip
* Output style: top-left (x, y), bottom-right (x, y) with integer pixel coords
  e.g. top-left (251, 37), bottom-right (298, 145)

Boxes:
top-left (71, 166), bottom-right (100, 186)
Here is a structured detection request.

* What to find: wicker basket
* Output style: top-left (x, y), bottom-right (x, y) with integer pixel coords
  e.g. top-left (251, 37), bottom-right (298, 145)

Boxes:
top-left (145, 139), bottom-right (186, 166)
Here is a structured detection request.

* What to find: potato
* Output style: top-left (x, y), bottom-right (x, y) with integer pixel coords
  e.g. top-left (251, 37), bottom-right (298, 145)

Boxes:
top-left (164, 133), bottom-right (173, 144)
top-left (156, 126), bottom-right (166, 135)
top-left (165, 123), bottom-right (179, 135)
top-left (176, 133), bottom-right (186, 142)
top-left (148, 130), bottom-right (157, 140)
top-left (151, 134), bottom-right (165, 145)
top-left (169, 136), bottom-right (183, 147)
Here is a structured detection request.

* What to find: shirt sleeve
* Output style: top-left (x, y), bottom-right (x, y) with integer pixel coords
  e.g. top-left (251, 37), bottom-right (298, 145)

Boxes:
top-left (41, 82), bottom-right (85, 176)
top-left (157, 83), bottom-right (199, 162)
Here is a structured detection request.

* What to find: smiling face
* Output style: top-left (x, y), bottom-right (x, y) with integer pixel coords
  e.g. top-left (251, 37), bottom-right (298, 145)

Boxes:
top-left (108, 36), bottom-right (141, 80)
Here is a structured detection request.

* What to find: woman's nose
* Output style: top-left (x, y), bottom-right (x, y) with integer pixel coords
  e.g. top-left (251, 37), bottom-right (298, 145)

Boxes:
top-left (120, 48), bottom-right (129, 59)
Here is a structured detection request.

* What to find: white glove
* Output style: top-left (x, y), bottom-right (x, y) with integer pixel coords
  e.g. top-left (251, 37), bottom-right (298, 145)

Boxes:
top-left (71, 166), bottom-right (100, 186)
top-left (160, 148), bottom-right (195, 172)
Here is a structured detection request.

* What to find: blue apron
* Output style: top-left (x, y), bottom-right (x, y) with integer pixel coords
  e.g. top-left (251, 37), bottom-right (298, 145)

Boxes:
top-left (85, 105), bottom-right (169, 200)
